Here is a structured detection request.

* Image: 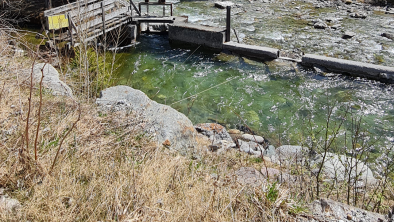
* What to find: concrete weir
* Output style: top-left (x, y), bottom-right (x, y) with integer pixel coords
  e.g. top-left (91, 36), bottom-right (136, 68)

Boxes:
top-left (223, 42), bottom-right (279, 60)
top-left (168, 23), bottom-right (226, 49)
top-left (302, 54), bottom-right (394, 83)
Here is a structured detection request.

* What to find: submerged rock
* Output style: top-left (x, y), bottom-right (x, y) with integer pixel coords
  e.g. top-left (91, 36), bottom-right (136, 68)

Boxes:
top-left (349, 12), bottom-right (367, 19)
top-left (97, 86), bottom-right (198, 154)
top-left (381, 32), bottom-right (394, 40)
top-left (342, 31), bottom-right (356, 39)
top-left (314, 22), bottom-right (328, 29)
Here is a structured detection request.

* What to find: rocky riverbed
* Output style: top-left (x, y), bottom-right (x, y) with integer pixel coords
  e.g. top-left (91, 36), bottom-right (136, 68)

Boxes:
top-left (173, 0), bottom-right (394, 66)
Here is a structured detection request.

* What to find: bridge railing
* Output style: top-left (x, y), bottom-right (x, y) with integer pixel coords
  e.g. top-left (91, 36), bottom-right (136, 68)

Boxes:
top-left (44, 0), bottom-right (133, 45)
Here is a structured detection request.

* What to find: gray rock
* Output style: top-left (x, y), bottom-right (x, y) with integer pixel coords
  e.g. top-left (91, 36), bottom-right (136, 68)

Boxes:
top-left (241, 133), bottom-right (265, 144)
top-left (350, 12), bottom-right (367, 19)
top-left (235, 167), bottom-right (265, 187)
top-left (274, 145), bottom-right (305, 165)
top-left (381, 32), bottom-right (394, 40)
top-left (310, 152), bottom-right (377, 185)
top-left (97, 86), bottom-right (198, 154)
top-left (214, 1), bottom-right (234, 9)
top-left (260, 167), bottom-right (296, 183)
top-left (238, 140), bottom-right (264, 155)
top-left (331, 24), bottom-right (342, 30)
top-left (195, 123), bottom-right (233, 143)
top-left (0, 195), bottom-right (21, 212)
top-left (263, 145), bottom-right (276, 159)
top-left (314, 22), bottom-right (328, 29)
top-left (210, 140), bottom-right (236, 153)
top-left (32, 63), bottom-right (73, 96)
top-left (342, 31), bottom-right (356, 39)
top-left (309, 198), bottom-right (385, 222)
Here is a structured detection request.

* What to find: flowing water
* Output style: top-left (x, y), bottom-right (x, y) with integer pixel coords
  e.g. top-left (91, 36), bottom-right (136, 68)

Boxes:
top-left (116, 0), bottom-right (394, 150)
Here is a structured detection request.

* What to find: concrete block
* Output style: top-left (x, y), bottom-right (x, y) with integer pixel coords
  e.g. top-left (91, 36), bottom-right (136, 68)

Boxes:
top-left (168, 23), bottom-right (225, 49)
top-left (222, 42), bottom-right (278, 60)
top-left (302, 54), bottom-right (394, 83)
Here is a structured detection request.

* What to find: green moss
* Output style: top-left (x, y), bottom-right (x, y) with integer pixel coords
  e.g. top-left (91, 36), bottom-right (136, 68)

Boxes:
top-left (374, 54), bottom-right (385, 64)
top-left (215, 53), bottom-right (239, 63)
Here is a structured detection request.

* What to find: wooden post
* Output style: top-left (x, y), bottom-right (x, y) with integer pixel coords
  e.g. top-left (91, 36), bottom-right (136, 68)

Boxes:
top-left (67, 13), bottom-right (74, 46)
top-left (163, 6), bottom-right (165, 16)
top-left (226, 6), bottom-right (231, 42)
top-left (101, 2), bottom-right (106, 46)
top-left (171, 4), bottom-right (173, 16)
top-left (45, 0), bottom-right (52, 9)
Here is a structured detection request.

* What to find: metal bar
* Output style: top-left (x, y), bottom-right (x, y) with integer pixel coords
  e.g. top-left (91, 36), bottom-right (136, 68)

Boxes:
top-left (226, 6), bottom-right (231, 42)
top-left (171, 4), bottom-right (173, 16)
top-left (129, 0), bottom-right (141, 16)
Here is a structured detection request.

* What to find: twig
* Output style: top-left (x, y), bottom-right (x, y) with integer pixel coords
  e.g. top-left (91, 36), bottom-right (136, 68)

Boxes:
top-left (23, 60), bottom-right (36, 154)
top-left (49, 102), bottom-right (81, 175)
top-left (0, 81), bottom-right (5, 105)
top-left (220, 186), bottom-right (246, 215)
top-left (34, 63), bottom-right (46, 161)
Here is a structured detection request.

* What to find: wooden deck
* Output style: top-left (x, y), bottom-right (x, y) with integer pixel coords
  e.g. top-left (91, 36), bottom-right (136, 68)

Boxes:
top-left (43, 0), bottom-right (177, 46)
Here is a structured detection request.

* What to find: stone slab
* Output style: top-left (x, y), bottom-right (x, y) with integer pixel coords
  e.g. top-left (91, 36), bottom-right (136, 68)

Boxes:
top-left (302, 54), bottom-right (394, 83)
top-left (223, 42), bottom-right (279, 60)
top-left (168, 23), bottom-right (226, 49)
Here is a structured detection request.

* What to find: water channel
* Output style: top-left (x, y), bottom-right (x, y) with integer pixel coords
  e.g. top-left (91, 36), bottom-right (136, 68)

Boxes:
top-left (115, 0), bottom-right (394, 153)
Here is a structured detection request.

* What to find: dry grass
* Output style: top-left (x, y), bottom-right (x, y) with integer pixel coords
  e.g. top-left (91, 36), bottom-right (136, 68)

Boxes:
top-left (0, 30), bottom-right (300, 221)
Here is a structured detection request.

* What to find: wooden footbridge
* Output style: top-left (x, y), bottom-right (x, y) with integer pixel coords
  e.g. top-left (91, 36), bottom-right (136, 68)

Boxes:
top-left (43, 0), bottom-right (186, 46)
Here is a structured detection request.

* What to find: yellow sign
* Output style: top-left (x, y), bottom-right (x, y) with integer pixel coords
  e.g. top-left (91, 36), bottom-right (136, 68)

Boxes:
top-left (47, 14), bottom-right (69, 30)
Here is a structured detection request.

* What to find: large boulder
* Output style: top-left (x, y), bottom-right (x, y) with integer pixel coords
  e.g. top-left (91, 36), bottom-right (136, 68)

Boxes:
top-left (238, 140), bottom-right (264, 156)
top-left (273, 145), bottom-right (305, 165)
top-left (32, 63), bottom-right (73, 96)
top-left (309, 198), bottom-right (385, 222)
top-left (97, 86), bottom-right (198, 154)
top-left (311, 152), bottom-right (377, 185)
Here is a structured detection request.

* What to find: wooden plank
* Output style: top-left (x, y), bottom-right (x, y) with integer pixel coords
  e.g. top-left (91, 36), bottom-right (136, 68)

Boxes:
top-left (83, 18), bottom-right (129, 42)
top-left (71, 12), bottom-right (128, 38)
top-left (135, 19), bottom-right (174, 23)
top-left (84, 15), bottom-right (129, 37)
top-left (68, 0), bottom-right (117, 19)
top-left (44, 0), bottom-right (98, 16)
top-left (69, 7), bottom-right (129, 35)
top-left (77, 7), bottom-right (129, 33)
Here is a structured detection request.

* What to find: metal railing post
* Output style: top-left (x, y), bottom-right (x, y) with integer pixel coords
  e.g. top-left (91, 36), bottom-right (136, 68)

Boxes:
top-left (226, 6), bottom-right (231, 42)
